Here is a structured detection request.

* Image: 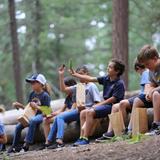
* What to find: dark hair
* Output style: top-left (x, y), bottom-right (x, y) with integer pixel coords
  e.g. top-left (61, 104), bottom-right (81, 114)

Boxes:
top-left (64, 77), bottom-right (77, 87)
top-left (134, 58), bottom-right (145, 71)
top-left (137, 45), bottom-right (159, 63)
top-left (110, 59), bottom-right (125, 76)
top-left (76, 65), bottom-right (89, 75)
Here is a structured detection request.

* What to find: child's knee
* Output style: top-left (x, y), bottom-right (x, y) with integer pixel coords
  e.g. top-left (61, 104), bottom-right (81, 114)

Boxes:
top-left (112, 104), bottom-right (119, 112)
top-left (152, 91), bottom-right (160, 99)
top-left (30, 118), bottom-right (38, 125)
top-left (86, 109), bottom-right (94, 117)
top-left (119, 100), bottom-right (128, 109)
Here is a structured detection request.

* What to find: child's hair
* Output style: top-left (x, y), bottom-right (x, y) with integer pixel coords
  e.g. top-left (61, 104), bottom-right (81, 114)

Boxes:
top-left (76, 65), bottom-right (89, 75)
top-left (134, 58), bottom-right (145, 71)
top-left (137, 45), bottom-right (159, 63)
top-left (43, 83), bottom-right (52, 96)
top-left (64, 77), bottom-right (77, 87)
top-left (110, 59), bottom-right (125, 76)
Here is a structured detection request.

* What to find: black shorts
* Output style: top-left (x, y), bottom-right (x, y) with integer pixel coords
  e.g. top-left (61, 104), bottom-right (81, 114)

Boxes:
top-left (138, 94), bottom-right (153, 108)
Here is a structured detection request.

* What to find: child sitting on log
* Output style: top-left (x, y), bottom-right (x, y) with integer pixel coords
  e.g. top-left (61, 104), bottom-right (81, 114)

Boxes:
top-left (39, 76), bottom-right (77, 150)
top-left (8, 74), bottom-right (51, 153)
top-left (70, 59), bottom-right (125, 145)
top-left (96, 59), bottom-right (151, 141)
top-left (135, 45), bottom-right (160, 136)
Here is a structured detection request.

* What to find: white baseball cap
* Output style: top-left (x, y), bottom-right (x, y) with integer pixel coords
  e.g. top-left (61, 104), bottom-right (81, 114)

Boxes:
top-left (25, 74), bottom-right (47, 85)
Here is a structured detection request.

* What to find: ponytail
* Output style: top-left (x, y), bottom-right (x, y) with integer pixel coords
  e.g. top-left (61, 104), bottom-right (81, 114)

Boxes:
top-left (43, 83), bottom-right (52, 96)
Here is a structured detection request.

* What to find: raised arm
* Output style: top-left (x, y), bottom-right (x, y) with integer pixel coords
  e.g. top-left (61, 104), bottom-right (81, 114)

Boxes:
top-left (59, 65), bottom-right (72, 94)
top-left (69, 69), bottom-right (98, 82)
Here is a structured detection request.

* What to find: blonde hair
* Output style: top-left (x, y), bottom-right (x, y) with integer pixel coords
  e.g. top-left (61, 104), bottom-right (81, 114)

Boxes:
top-left (43, 83), bottom-right (52, 95)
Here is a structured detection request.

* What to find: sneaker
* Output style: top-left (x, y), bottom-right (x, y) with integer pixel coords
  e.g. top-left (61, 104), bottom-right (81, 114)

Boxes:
top-left (73, 138), bottom-right (83, 146)
top-left (145, 122), bottom-right (160, 136)
top-left (74, 139), bottom-right (89, 146)
top-left (47, 142), bottom-right (64, 149)
top-left (95, 136), bottom-right (108, 143)
top-left (7, 145), bottom-right (22, 153)
top-left (22, 144), bottom-right (29, 152)
top-left (103, 131), bottom-right (114, 139)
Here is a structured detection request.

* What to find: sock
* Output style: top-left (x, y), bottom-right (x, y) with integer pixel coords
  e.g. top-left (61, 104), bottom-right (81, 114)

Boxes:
top-left (128, 124), bottom-right (132, 131)
top-left (82, 137), bottom-right (88, 141)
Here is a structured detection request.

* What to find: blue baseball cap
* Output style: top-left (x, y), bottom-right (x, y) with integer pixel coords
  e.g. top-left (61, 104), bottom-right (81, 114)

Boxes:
top-left (25, 74), bottom-right (47, 85)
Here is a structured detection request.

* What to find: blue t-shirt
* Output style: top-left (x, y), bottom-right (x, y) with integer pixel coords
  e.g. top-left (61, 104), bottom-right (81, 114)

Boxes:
top-left (0, 123), bottom-right (5, 150)
top-left (28, 91), bottom-right (51, 114)
top-left (97, 75), bottom-right (125, 103)
top-left (140, 70), bottom-right (150, 94)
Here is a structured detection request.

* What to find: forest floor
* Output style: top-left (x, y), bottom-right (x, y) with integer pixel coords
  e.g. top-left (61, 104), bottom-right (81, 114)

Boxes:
top-left (2, 135), bottom-right (160, 160)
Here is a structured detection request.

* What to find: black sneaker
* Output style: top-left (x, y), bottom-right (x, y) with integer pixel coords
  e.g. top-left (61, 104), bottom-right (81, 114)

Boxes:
top-left (47, 142), bottom-right (64, 149)
top-left (103, 131), bottom-right (114, 139)
top-left (95, 136), bottom-right (108, 143)
top-left (7, 145), bottom-right (22, 153)
top-left (145, 122), bottom-right (160, 136)
top-left (22, 144), bottom-right (29, 152)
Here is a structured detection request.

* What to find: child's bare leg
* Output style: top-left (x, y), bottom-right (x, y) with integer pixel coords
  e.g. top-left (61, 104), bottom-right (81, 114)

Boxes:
top-left (107, 103), bottom-right (119, 132)
top-left (152, 91), bottom-right (160, 122)
top-left (43, 118), bottom-right (53, 143)
top-left (119, 100), bottom-right (131, 124)
top-left (80, 109), bottom-right (87, 137)
top-left (128, 97), bottom-right (145, 130)
top-left (83, 109), bottom-right (96, 138)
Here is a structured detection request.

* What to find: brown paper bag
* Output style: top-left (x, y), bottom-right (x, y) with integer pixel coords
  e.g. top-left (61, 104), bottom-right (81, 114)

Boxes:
top-left (132, 108), bottom-right (148, 135)
top-left (76, 83), bottom-right (85, 111)
top-left (18, 103), bottom-right (36, 127)
top-left (109, 111), bottom-right (125, 136)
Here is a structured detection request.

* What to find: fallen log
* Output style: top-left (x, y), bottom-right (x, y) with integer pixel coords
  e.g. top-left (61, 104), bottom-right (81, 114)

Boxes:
top-left (1, 90), bottom-right (154, 144)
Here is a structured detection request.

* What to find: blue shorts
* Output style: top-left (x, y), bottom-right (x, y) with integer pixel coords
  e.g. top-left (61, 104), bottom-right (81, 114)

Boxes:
top-left (94, 104), bottom-right (112, 118)
top-left (138, 94), bottom-right (153, 108)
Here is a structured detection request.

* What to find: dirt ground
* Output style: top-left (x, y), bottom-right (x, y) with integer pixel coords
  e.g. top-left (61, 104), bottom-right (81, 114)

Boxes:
top-left (2, 135), bottom-right (160, 160)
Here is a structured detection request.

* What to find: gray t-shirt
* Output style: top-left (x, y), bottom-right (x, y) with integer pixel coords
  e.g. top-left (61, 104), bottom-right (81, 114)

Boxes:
top-left (69, 82), bottom-right (101, 108)
top-left (149, 63), bottom-right (160, 86)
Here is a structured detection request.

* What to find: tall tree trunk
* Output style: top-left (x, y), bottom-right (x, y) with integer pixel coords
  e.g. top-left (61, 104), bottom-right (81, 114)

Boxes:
top-left (34, 0), bottom-right (42, 72)
top-left (8, 0), bottom-right (24, 103)
top-left (112, 0), bottom-right (129, 90)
